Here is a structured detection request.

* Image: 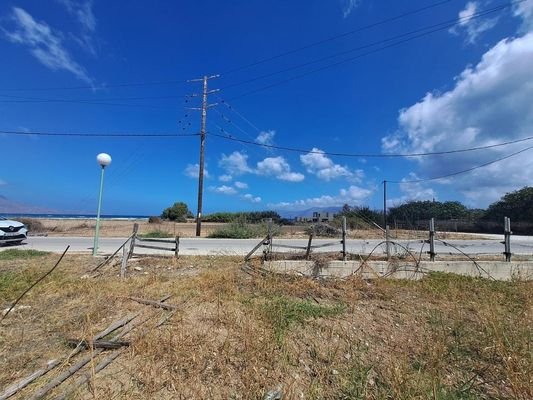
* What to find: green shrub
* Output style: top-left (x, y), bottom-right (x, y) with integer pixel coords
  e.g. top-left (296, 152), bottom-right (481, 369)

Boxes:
top-left (208, 220), bottom-right (261, 238)
top-left (138, 230), bottom-right (174, 238)
top-left (0, 249), bottom-right (49, 260)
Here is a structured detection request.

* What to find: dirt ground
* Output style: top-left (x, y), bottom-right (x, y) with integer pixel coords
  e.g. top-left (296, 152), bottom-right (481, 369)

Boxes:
top-left (26, 218), bottom-right (487, 240)
top-left (0, 250), bottom-right (531, 399)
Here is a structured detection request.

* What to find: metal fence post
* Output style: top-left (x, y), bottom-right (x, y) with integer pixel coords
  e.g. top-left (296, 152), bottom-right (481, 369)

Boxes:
top-left (385, 225), bottom-right (390, 259)
top-left (429, 218), bottom-right (436, 262)
top-left (342, 216), bottom-right (347, 261)
top-left (503, 216), bottom-right (512, 262)
top-left (175, 236), bottom-right (180, 259)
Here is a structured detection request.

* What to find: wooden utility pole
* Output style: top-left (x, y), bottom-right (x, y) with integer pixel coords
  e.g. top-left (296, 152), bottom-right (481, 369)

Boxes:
top-left (188, 75), bottom-right (219, 237)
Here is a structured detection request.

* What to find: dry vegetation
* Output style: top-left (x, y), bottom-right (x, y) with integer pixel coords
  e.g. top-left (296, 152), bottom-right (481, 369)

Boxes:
top-left (26, 218), bottom-right (485, 240)
top-left (0, 251), bottom-right (531, 399)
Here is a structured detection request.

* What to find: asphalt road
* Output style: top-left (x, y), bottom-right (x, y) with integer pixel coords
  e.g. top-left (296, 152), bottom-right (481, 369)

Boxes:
top-left (2, 235), bottom-right (533, 256)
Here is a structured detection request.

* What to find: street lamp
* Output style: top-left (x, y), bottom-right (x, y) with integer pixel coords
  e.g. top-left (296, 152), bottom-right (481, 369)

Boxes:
top-left (93, 153), bottom-right (111, 256)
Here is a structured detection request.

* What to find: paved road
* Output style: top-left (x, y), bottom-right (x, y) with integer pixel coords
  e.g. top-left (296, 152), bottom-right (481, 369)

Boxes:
top-left (2, 235), bottom-right (533, 256)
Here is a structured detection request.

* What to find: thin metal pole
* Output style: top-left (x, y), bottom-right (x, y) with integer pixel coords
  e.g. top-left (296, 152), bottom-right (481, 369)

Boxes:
top-left (195, 76), bottom-right (208, 237)
top-left (383, 180), bottom-right (387, 229)
top-left (93, 167), bottom-right (105, 256)
top-left (342, 216), bottom-right (347, 261)
top-left (429, 218), bottom-right (435, 260)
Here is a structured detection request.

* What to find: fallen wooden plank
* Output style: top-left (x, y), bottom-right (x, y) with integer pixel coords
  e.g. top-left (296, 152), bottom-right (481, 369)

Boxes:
top-left (51, 350), bottom-right (124, 400)
top-left (54, 308), bottom-right (176, 400)
top-left (28, 312), bottom-right (149, 400)
top-left (66, 339), bottom-right (130, 350)
top-left (0, 313), bottom-right (138, 400)
top-left (129, 297), bottom-right (177, 311)
top-left (244, 235), bottom-right (270, 261)
top-left (0, 360), bottom-right (60, 400)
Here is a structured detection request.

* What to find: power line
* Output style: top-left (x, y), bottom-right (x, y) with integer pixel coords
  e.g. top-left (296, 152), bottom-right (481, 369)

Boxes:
top-left (0, 93), bottom-right (186, 109)
top-left (221, 0), bottom-right (456, 75)
top-left (221, 2), bottom-right (506, 91)
top-left (227, 0), bottom-right (522, 100)
top-left (0, 130), bottom-right (200, 137)
top-left (0, 79), bottom-right (189, 93)
top-left (389, 145), bottom-right (533, 183)
top-left (208, 131), bottom-right (533, 158)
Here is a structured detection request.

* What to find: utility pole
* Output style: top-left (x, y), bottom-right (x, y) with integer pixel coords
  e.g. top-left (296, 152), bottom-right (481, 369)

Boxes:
top-left (188, 75), bottom-right (219, 237)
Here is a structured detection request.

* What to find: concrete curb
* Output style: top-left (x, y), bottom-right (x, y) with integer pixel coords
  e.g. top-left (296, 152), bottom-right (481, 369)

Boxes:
top-left (264, 260), bottom-right (533, 281)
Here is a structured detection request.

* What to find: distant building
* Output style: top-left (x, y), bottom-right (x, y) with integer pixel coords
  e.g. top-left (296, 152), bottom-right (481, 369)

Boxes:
top-left (312, 211), bottom-right (335, 223)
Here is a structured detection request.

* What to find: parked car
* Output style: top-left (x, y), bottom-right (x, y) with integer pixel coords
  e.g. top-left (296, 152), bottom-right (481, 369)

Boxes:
top-left (0, 217), bottom-right (28, 245)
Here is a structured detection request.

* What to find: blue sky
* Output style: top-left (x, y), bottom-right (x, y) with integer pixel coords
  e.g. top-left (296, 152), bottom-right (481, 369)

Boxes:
top-left (1, 0), bottom-right (533, 215)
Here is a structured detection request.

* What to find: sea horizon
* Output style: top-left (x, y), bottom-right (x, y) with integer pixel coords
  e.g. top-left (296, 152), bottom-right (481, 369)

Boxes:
top-left (0, 213), bottom-right (150, 220)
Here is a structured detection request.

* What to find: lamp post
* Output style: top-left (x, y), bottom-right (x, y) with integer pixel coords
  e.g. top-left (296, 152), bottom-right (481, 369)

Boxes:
top-left (93, 153), bottom-right (111, 256)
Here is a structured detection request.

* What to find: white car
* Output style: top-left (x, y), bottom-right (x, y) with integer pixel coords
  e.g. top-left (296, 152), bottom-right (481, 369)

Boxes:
top-left (0, 217), bottom-right (28, 245)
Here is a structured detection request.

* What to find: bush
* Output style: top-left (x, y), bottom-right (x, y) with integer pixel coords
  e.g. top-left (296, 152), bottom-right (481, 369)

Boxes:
top-left (138, 230), bottom-right (174, 238)
top-left (305, 223), bottom-right (340, 237)
top-left (18, 218), bottom-right (45, 233)
top-left (148, 216), bottom-right (162, 224)
top-left (161, 202), bottom-right (190, 222)
top-left (208, 220), bottom-right (261, 239)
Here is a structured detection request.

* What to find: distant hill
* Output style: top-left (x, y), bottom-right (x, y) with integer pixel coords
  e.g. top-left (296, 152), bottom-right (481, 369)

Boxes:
top-left (277, 206), bottom-right (342, 219)
top-left (0, 194), bottom-right (56, 214)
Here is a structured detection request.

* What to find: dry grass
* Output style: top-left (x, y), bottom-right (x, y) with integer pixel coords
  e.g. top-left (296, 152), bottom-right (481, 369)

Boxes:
top-left (26, 218), bottom-right (489, 240)
top-left (0, 252), bottom-right (531, 399)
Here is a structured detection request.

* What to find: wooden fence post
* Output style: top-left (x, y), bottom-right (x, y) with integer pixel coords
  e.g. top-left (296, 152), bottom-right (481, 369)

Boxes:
top-left (305, 234), bottom-right (313, 260)
top-left (127, 223), bottom-right (138, 260)
top-left (120, 244), bottom-right (128, 278)
top-left (174, 236), bottom-right (180, 259)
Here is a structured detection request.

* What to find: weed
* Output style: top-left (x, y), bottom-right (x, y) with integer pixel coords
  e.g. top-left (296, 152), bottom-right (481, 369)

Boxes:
top-left (208, 220), bottom-right (261, 239)
top-left (259, 296), bottom-right (345, 344)
top-left (0, 249), bottom-right (49, 260)
top-left (138, 230), bottom-right (174, 238)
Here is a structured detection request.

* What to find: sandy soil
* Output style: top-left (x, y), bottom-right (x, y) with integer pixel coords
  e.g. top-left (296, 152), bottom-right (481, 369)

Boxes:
top-left (24, 218), bottom-right (488, 240)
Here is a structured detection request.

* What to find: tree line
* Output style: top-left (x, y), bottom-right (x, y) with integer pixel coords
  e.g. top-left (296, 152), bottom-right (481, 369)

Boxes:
top-left (158, 186), bottom-right (533, 233)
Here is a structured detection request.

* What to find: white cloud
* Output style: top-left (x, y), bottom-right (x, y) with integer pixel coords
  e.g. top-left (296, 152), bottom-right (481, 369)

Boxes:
top-left (56, 0), bottom-right (95, 31)
top-left (382, 32), bottom-right (533, 207)
top-left (449, 2), bottom-right (498, 44)
top-left (300, 148), bottom-right (364, 182)
top-left (270, 185), bottom-right (373, 210)
top-left (218, 174), bottom-right (233, 182)
top-left (184, 163), bottom-right (209, 179)
top-left (219, 151), bottom-right (252, 175)
top-left (387, 173), bottom-right (437, 207)
top-left (256, 156), bottom-right (305, 182)
top-left (342, 0), bottom-right (361, 18)
top-left (514, 0), bottom-right (533, 31)
top-left (234, 181), bottom-right (248, 189)
top-left (209, 185), bottom-right (237, 195)
top-left (256, 130), bottom-right (275, 146)
top-left (56, 0), bottom-right (96, 54)
top-left (1, 7), bottom-right (93, 84)
top-left (243, 194), bottom-right (261, 203)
